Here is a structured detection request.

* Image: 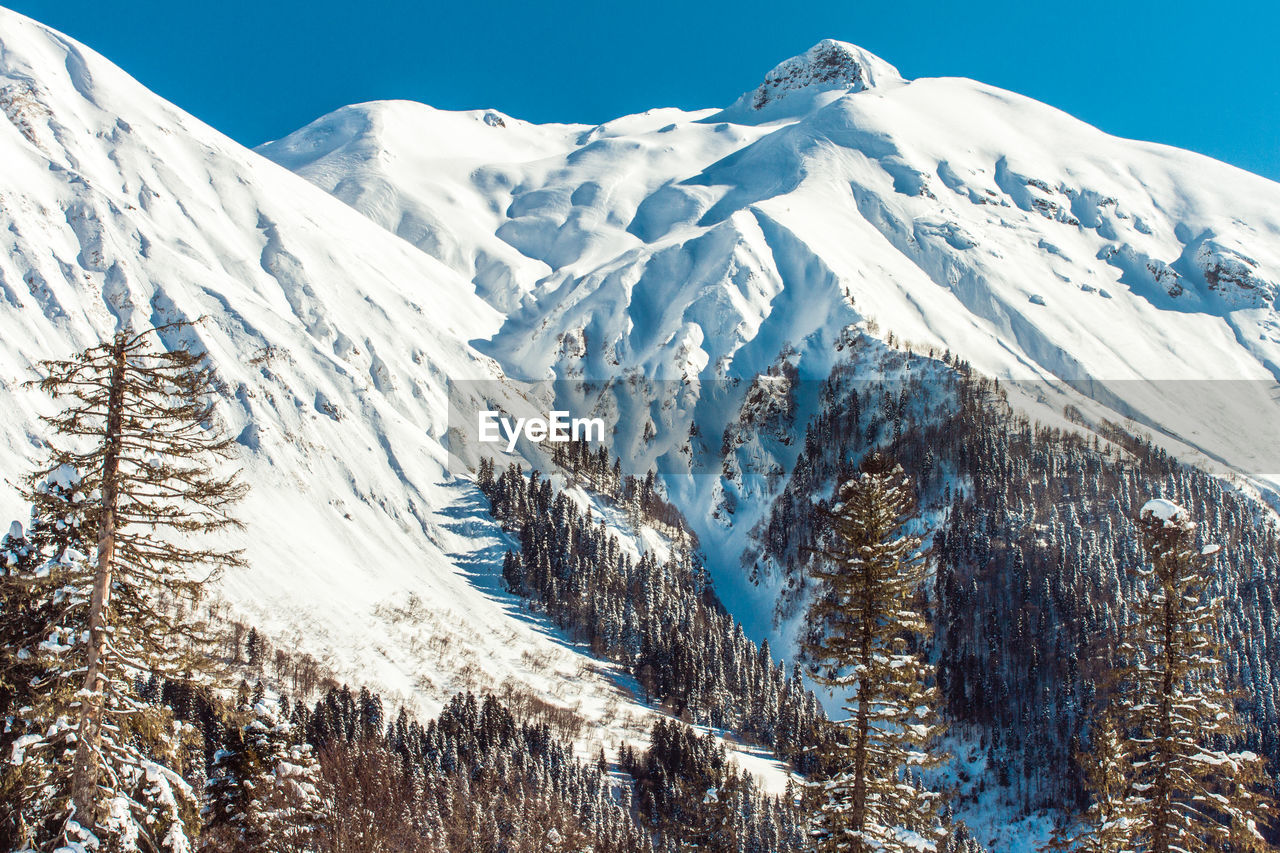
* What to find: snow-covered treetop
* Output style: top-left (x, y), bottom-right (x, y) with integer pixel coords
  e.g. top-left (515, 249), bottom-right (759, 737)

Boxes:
top-left (748, 40), bottom-right (904, 110)
top-left (1140, 498), bottom-right (1187, 523)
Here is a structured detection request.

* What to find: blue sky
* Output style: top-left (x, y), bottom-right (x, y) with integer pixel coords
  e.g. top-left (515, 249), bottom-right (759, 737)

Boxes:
top-left (8, 0), bottom-right (1279, 180)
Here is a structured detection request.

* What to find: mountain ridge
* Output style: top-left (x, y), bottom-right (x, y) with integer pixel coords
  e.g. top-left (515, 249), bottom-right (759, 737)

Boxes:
top-left (262, 37), bottom-right (1280, 549)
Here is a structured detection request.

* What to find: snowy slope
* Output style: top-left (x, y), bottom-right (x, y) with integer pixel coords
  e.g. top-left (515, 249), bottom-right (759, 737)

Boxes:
top-left (0, 7), bottom-right (807, 781)
top-left (264, 39), bottom-right (1280, 648)
top-left (0, 4), bottom-right (503, 697)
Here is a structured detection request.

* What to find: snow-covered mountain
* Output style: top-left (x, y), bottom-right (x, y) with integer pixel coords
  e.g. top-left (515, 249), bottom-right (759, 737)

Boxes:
top-left (260, 36), bottom-right (1280, 652)
top-left (0, 5), bottom-right (511, 690)
top-left (7, 11), bottom-right (1280, 845)
top-left (5, 0), bottom-right (1277, 669)
top-left (4, 5), bottom-right (1280, 824)
top-left (265, 39), bottom-right (1280, 397)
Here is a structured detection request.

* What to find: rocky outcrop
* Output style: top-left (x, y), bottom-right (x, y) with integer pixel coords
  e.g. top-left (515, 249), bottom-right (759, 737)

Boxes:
top-left (747, 39), bottom-right (903, 110)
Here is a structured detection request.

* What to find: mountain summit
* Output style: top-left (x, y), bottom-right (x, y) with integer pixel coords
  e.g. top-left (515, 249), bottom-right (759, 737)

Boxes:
top-left (718, 39), bottom-right (905, 121)
top-left (749, 39), bottom-right (904, 106)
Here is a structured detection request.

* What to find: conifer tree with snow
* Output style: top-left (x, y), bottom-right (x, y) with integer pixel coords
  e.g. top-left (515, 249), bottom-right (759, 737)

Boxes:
top-left (201, 698), bottom-right (321, 853)
top-left (1, 468), bottom-right (97, 850)
top-left (803, 453), bottom-right (946, 853)
top-left (1077, 499), bottom-right (1274, 852)
top-left (1062, 710), bottom-right (1130, 853)
top-left (4, 323), bottom-right (246, 852)
top-left (244, 627), bottom-right (264, 669)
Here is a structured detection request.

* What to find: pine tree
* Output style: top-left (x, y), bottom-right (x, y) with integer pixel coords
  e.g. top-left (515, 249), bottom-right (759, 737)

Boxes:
top-left (1079, 499), bottom-right (1274, 852)
top-left (201, 699), bottom-right (322, 853)
top-left (1, 469), bottom-right (96, 850)
top-left (804, 454), bottom-right (947, 853)
top-left (2, 471), bottom-right (90, 845)
top-left (202, 718), bottom-right (256, 851)
top-left (245, 627), bottom-right (264, 669)
top-left (6, 323), bottom-right (247, 851)
top-left (476, 455), bottom-right (495, 494)
top-left (1065, 710), bottom-right (1130, 853)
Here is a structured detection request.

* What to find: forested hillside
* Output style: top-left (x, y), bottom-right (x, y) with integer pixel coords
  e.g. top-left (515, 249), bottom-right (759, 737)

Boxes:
top-left (753, 335), bottom-right (1280, 824)
top-left (478, 458), bottom-right (826, 769)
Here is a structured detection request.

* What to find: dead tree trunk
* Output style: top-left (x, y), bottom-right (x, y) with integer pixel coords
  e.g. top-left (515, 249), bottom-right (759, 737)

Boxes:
top-left (70, 333), bottom-right (126, 822)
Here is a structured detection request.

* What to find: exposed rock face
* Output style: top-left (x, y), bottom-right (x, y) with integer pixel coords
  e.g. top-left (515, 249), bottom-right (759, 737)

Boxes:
top-left (1197, 238), bottom-right (1276, 306)
top-left (748, 39), bottom-right (903, 109)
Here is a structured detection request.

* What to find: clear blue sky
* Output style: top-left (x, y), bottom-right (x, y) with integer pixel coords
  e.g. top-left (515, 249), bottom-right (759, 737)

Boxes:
top-left (8, 0), bottom-right (1279, 181)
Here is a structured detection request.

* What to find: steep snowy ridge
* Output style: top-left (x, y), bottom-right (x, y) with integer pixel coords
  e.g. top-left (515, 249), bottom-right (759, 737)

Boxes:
top-left (0, 5), bottom-right (502, 689)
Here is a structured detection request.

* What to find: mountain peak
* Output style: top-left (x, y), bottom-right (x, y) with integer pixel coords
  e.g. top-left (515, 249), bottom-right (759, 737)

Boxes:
top-left (748, 40), bottom-right (904, 109)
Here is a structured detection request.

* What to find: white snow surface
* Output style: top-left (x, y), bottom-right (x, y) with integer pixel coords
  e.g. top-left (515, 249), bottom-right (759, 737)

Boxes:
top-left (1141, 498), bottom-right (1187, 522)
